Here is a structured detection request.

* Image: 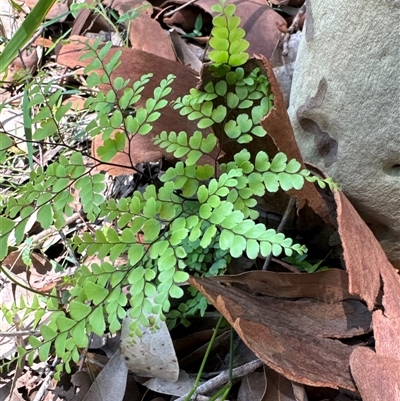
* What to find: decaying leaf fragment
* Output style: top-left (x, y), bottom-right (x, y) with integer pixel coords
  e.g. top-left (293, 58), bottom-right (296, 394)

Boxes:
top-left (120, 311), bottom-right (180, 382)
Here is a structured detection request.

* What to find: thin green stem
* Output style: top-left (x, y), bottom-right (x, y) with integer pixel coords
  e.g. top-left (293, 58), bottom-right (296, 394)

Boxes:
top-left (184, 315), bottom-right (224, 401)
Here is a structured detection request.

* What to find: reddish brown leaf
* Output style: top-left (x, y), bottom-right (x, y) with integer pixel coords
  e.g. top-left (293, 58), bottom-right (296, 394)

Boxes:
top-left (191, 276), bottom-right (360, 390)
top-left (32, 37), bottom-right (54, 48)
top-left (57, 36), bottom-right (211, 175)
top-left (161, 0), bottom-right (286, 59)
top-left (370, 246), bottom-right (400, 361)
top-left (127, 14), bottom-right (176, 60)
top-left (350, 347), bottom-right (400, 401)
top-left (214, 269), bottom-right (358, 303)
top-left (70, 0), bottom-right (108, 37)
top-left (104, 0), bottom-right (176, 61)
top-left (2, 250), bottom-right (52, 275)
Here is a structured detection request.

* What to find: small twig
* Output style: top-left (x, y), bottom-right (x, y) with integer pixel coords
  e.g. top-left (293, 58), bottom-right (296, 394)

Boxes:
top-left (31, 212), bottom-right (81, 245)
top-left (6, 317), bottom-right (27, 401)
top-left (282, 3), bottom-right (306, 56)
top-left (175, 359), bottom-right (263, 401)
top-left (32, 357), bottom-right (58, 401)
top-left (0, 330), bottom-right (40, 337)
top-left (58, 230), bottom-right (80, 270)
top-left (262, 197), bottom-right (296, 271)
top-left (3, 72), bottom-right (82, 106)
top-left (271, 257), bottom-right (301, 274)
top-left (20, 26), bottom-right (45, 53)
top-left (164, 0), bottom-right (198, 17)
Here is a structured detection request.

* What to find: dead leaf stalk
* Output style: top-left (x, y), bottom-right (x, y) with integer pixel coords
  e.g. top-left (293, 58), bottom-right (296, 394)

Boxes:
top-left (262, 197), bottom-right (296, 270)
top-left (164, 0), bottom-right (199, 17)
top-left (282, 4), bottom-right (306, 56)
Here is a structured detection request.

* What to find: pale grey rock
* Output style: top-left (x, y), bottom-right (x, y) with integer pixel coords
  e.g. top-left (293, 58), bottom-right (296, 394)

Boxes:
top-left (288, 0), bottom-right (400, 265)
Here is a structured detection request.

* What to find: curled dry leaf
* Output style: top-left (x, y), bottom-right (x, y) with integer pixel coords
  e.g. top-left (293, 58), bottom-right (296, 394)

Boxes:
top-left (169, 30), bottom-right (203, 72)
top-left (126, 13), bottom-right (176, 60)
top-left (336, 190), bottom-right (400, 397)
top-left (335, 191), bottom-right (382, 309)
top-left (191, 276), bottom-right (364, 390)
top-left (144, 370), bottom-right (196, 396)
top-left (81, 350), bottom-right (128, 401)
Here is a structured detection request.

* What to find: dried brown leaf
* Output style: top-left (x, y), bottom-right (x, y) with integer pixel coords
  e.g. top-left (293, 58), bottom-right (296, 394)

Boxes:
top-left (103, 0), bottom-right (152, 15)
top-left (82, 350), bottom-right (128, 401)
top-left (0, 49), bottom-right (38, 83)
top-left (335, 190), bottom-right (383, 310)
top-left (336, 190), bottom-right (400, 395)
top-left (169, 30), bottom-right (203, 72)
top-left (127, 14), bottom-right (176, 60)
top-left (162, 0), bottom-right (285, 59)
top-left (57, 37), bottom-right (211, 175)
top-left (214, 269), bottom-right (357, 303)
top-left (191, 276), bottom-right (359, 390)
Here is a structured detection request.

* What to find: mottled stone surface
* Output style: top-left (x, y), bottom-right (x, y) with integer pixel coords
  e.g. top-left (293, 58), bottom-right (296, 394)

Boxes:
top-left (288, 0), bottom-right (400, 265)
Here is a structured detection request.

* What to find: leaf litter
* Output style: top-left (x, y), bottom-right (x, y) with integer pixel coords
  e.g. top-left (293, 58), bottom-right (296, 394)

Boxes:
top-left (1, 0), bottom-right (399, 400)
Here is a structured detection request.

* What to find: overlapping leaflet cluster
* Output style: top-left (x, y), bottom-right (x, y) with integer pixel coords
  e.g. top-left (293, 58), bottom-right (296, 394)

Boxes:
top-left (0, 0), bottom-right (336, 378)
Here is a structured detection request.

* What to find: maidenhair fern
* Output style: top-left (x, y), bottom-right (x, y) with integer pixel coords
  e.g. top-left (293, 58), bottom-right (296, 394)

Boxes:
top-left (0, 0), bottom-right (336, 379)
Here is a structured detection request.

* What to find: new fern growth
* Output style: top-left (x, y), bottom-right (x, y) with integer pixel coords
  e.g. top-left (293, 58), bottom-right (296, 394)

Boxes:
top-left (0, 0), bottom-right (335, 379)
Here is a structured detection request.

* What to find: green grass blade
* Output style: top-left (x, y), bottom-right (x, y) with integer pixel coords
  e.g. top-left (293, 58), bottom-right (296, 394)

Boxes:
top-left (0, 0), bottom-right (58, 74)
top-left (22, 89), bottom-right (34, 170)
